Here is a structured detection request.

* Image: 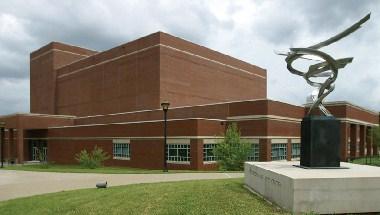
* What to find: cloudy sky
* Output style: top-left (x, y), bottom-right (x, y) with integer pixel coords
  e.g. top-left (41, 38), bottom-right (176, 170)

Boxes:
top-left (0, 0), bottom-right (379, 115)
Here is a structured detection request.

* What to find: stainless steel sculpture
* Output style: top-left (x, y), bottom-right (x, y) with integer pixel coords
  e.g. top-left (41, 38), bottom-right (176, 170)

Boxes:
top-left (278, 13), bottom-right (370, 116)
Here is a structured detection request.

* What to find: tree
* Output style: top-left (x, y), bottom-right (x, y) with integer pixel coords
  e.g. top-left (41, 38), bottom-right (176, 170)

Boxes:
top-left (373, 126), bottom-right (380, 154)
top-left (214, 123), bottom-right (251, 171)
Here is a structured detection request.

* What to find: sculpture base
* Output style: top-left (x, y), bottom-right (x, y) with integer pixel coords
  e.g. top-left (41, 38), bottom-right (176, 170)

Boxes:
top-left (301, 116), bottom-right (340, 168)
top-left (293, 165), bottom-right (348, 169)
top-left (245, 161), bottom-right (380, 214)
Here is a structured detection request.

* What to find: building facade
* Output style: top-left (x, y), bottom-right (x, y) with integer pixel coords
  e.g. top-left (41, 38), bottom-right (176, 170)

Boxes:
top-left (0, 32), bottom-right (378, 170)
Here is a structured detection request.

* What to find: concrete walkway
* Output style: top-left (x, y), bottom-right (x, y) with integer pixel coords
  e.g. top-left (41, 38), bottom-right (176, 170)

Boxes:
top-left (0, 170), bottom-right (243, 201)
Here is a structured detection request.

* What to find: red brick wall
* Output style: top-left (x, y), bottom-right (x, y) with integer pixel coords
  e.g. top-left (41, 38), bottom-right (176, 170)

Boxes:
top-left (30, 42), bottom-right (96, 114)
top-left (55, 47), bottom-right (161, 116)
top-left (159, 43), bottom-right (266, 107)
top-left (267, 120), bottom-right (300, 137)
top-left (228, 100), bottom-right (268, 116)
top-left (45, 119), bottom-right (225, 170)
top-left (47, 32), bottom-right (267, 117)
top-left (74, 102), bottom-right (230, 125)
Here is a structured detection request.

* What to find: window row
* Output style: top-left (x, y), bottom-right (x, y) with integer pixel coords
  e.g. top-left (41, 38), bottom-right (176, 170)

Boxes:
top-left (271, 141), bottom-right (301, 160)
top-left (111, 139), bottom-right (301, 162)
top-left (203, 142), bottom-right (260, 162)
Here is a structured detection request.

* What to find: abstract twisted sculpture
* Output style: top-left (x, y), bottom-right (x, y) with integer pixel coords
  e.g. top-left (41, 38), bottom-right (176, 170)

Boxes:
top-left (277, 13), bottom-right (371, 168)
top-left (278, 13), bottom-right (370, 116)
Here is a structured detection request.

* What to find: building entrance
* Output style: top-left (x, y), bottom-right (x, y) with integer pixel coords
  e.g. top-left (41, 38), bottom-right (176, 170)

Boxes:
top-left (29, 140), bottom-right (47, 161)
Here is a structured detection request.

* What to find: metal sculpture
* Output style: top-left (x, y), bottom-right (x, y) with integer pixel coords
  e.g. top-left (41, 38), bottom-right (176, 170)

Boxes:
top-left (278, 13), bottom-right (370, 116)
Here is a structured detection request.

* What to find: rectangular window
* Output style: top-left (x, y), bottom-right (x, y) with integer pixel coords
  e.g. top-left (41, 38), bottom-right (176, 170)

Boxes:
top-left (203, 143), bottom-right (217, 161)
top-left (291, 143), bottom-right (300, 159)
top-left (271, 143), bottom-right (287, 161)
top-left (243, 138), bottom-right (260, 161)
top-left (247, 143), bottom-right (260, 161)
top-left (113, 139), bottom-right (130, 160)
top-left (167, 144), bottom-right (191, 162)
top-left (167, 140), bottom-right (191, 163)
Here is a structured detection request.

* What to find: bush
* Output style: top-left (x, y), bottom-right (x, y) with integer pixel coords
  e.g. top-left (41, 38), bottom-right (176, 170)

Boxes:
top-left (214, 123), bottom-right (251, 171)
top-left (75, 146), bottom-right (110, 169)
top-left (39, 162), bottom-right (50, 169)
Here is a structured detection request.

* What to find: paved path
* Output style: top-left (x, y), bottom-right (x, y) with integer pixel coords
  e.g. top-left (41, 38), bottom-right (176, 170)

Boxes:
top-left (0, 170), bottom-right (243, 201)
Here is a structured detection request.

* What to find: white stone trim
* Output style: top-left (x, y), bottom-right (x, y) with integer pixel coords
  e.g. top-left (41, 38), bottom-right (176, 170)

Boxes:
top-left (291, 139), bottom-right (301, 144)
top-left (74, 98), bottom-right (269, 120)
top-left (34, 135), bottom-right (301, 141)
top-left (167, 139), bottom-right (190, 144)
top-left (242, 138), bottom-right (260, 144)
top-left (113, 156), bottom-right (130, 161)
top-left (48, 118), bottom-right (225, 129)
top-left (203, 161), bottom-right (217, 164)
top-left (227, 115), bottom-right (301, 123)
top-left (228, 115), bottom-right (379, 127)
top-left (305, 101), bottom-right (379, 115)
top-left (112, 139), bottom-right (130, 144)
top-left (31, 49), bottom-right (91, 61)
top-left (56, 43), bottom-right (266, 79)
top-left (271, 138), bottom-right (288, 144)
top-left (57, 44), bottom-right (160, 78)
top-left (326, 101), bottom-right (378, 115)
top-left (203, 138), bottom-right (221, 144)
top-left (160, 44), bottom-right (266, 79)
top-left (337, 118), bottom-right (379, 127)
top-left (166, 161), bottom-right (190, 165)
top-left (73, 100), bottom-right (378, 125)
top-left (0, 112), bottom-right (75, 119)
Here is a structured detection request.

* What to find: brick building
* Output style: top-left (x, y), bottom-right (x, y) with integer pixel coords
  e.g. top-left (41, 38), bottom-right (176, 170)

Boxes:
top-left (0, 32), bottom-right (378, 170)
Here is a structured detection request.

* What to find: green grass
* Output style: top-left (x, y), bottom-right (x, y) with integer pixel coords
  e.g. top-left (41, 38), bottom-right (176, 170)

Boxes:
top-left (5, 164), bottom-right (162, 174)
top-left (0, 178), bottom-right (289, 215)
top-left (4, 164), bottom-right (241, 174)
top-left (351, 156), bottom-right (380, 167)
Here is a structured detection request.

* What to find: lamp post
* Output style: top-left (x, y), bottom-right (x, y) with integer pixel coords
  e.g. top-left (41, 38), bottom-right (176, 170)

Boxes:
top-left (161, 101), bottom-right (170, 172)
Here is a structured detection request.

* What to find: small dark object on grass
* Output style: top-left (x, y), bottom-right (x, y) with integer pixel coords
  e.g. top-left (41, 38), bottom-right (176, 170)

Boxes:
top-left (96, 181), bottom-right (107, 188)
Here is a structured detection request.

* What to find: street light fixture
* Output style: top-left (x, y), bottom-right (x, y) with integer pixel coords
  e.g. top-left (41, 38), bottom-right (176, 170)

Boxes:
top-left (161, 101), bottom-right (170, 172)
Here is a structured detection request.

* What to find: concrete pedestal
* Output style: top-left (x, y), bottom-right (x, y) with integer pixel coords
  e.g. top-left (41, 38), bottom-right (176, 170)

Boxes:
top-left (244, 161), bottom-right (380, 214)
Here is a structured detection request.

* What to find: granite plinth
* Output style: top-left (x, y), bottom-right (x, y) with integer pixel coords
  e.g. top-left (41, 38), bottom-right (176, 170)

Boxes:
top-left (301, 116), bottom-right (340, 167)
top-left (245, 161), bottom-right (380, 214)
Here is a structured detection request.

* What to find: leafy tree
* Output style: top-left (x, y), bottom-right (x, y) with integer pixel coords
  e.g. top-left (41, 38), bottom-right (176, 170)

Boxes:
top-left (214, 123), bottom-right (251, 171)
top-left (75, 145), bottom-right (110, 169)
top-left (373, 126), bottom-right (380, 152)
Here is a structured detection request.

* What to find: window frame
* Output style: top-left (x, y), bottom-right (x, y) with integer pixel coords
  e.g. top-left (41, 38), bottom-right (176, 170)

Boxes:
top-left (271, 139), bottom-right (287, 161)
top-left (112, 139), bottom-right (131, 160)
top-left (291, 139), bottom-right (301, 159)
top-left (242, 138), bottom-right (260, 161)
top-left (166, 139), bottom-right (191, 164)
top-left (203, 139), bottom-right (219, 163)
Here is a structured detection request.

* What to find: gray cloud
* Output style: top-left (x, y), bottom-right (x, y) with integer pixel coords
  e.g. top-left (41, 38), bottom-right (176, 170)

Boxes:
top-left (0, 0), bottom-right (378, 115)
top-left (301, 0), bottom-right (375, 31)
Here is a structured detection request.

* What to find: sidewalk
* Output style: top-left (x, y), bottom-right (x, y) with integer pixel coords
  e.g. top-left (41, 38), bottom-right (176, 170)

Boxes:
top-left (0, 170), bottom-right (243, 201)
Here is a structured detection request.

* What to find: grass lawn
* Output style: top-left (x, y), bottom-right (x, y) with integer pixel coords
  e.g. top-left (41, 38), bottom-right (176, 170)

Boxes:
top-left (0, 178), bottom-right (288, 215)
top-left (4, 164), bottom-right (241, 174)
top-left (351, 156), bottom-right (380, 167)
top-left (4, 164), bottom-right (162, 174)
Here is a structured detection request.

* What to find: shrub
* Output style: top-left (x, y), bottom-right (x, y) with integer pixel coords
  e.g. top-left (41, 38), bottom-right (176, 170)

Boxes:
top-left (75, 146), bottom-right (110, 169)
top-left (39, 162), bottom-right (50, 169)
top-left (214, 123), bottom-right (251, 171)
